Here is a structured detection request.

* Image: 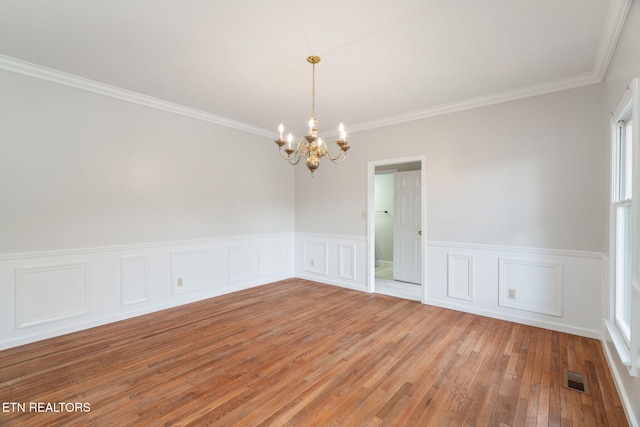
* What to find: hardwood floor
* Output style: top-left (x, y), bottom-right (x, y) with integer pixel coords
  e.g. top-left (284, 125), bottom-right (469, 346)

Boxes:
top-left (0, 279), bottom-right (628, 426)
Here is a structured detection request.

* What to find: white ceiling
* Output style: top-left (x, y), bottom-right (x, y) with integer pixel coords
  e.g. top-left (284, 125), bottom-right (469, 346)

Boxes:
top-left (0, 0), bottom-right (632, 138)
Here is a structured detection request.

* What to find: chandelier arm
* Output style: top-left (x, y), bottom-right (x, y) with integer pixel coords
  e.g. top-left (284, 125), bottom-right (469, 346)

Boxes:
top-left (288, 152), bottom-right (302, 165)
top-left (324, 146), bottom-right (346, 161)
top-left (278, 147), bottom-right (300, 161)
top-left (328, 155), bottom-right (347, 164)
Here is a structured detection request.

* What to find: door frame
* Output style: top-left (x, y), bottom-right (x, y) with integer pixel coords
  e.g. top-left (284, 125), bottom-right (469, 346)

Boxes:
top-left (367, 155), bottom-right (427, 303)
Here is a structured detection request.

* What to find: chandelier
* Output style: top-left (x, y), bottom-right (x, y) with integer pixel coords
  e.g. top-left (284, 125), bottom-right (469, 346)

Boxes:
top-left (275, 56), bottom-right (350, 175)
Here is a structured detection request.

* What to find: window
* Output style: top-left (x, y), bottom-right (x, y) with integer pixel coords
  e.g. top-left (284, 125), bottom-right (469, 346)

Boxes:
top-left (610, 78), bottom-right (639, 377)
top-left (613, 112), bottom-right (633, 343)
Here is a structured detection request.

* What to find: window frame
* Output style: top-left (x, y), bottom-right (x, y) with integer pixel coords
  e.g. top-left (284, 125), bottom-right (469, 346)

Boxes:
top-left (609, 78), bottom-right (640, 378)
top-left (613, 115), bottom-right (633, 344)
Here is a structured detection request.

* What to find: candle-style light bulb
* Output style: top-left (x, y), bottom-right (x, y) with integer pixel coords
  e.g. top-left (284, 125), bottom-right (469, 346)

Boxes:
top-left (278, 123), bottom-right (284, 140)
top-left (287, 133), bottom-right (293, 149)
top-left (339, 123), bottom-right (346, 141)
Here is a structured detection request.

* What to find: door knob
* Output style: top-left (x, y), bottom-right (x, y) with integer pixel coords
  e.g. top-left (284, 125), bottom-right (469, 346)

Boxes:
top-left (418, 230), bottom-right (422, 235)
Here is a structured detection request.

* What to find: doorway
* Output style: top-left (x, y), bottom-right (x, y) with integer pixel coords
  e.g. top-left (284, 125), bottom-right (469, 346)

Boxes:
top-left (367, 156), bottom-right (426, 303)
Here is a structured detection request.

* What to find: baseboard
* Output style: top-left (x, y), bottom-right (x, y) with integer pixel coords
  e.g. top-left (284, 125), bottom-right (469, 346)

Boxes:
top-left (425, 298), bottom-right (601, 339)
top-left (376, 260), bottom-right (393, 269)
top-left (295, 273), bottom-right (368, 293)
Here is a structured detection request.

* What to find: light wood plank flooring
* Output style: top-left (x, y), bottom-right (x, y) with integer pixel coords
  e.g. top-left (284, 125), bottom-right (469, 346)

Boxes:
top-left (0, 279), bottom-right (628, 426)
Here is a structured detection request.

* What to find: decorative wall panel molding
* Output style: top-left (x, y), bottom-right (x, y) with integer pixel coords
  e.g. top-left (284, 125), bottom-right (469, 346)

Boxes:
top-left (0, 233), bottom-right (293, 350)
top-left (16, 262), bottom-right (91, 328)
top-left (498, 258), bottom-right (564, 317)
top-left (427, 243), bottom-right (599, 337)
top-left (447, 253), bottom-right (474, 301)
top-left (258, 241), bottom-right (283, 277)
top-left (0, 234), bottom-right (602, 349)
top-left (302, 240), bottom-right (329, 275)
top-left (339, 243), bottom-right (356, 281)
top-left (227, 244), bottom-right (246, 283)
top-left (121, 255), bottom-right (150, 306)
top-left (295, 233), bottom-right (366, 292)
top-left (170, 249), bottom-right (212, 295)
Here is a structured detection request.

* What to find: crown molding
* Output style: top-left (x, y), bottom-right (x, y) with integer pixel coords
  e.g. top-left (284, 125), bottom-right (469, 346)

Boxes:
top-left (593, 0), bottom-right (633, 81)
top-left (0, 0), bottom-right (632, 136)
top-left (0, 54), bottom-right (274, 138)
top-left (348, 71), bottom-right (602, 133)
top-left (349, 0), bottom-right (633, 133)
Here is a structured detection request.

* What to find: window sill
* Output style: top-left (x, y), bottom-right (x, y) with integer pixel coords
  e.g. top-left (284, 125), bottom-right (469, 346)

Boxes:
top-left (604, 319), bottom-right (639, 377)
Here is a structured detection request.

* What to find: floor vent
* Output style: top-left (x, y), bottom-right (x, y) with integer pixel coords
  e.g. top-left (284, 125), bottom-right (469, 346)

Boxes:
top-left (564, 370), bottom-right (589, 393)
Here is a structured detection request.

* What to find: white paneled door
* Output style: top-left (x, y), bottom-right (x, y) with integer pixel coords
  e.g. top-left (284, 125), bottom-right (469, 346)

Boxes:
top-left (393, 170), bottom-right (422, 284)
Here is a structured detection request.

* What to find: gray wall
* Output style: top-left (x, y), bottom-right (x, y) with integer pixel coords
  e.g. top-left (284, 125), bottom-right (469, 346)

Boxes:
top-left (0, 70), bottom-right (295, 253)
top-left (296, 84), bottom-right (607, 252)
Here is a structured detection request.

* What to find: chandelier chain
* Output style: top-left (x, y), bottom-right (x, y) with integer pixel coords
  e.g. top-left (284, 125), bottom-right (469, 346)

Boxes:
top-left (311, 62), bottom-right (316, 119)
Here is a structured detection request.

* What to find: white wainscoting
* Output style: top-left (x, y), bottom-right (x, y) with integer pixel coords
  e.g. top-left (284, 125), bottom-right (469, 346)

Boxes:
top-left (16, 262), bottom-right (91, 328)
top-left (120, 255), bottom-right (150, 306)
top-left (227, 244), bottom-right (247, 283)
top-left (339, 243), bottom-right (357, 281)
top-left (497, 257), bottom-right (563, 317)
top-left (296, 234), bottom-right (604, 338)
top-left (258, 240), bottom-right (285, 277)
top-left (0, 233), bottom-right (294, 350)
top-left (1, 234), bottom-right (605, 348)
top-left (446, 253), bottom-right (474, 301)
top-left (302, 240), bottom-right (329, 275)
top-left (428, 242), bottom-right (603, 338)
top-left (170, 248), bottom-right (211, 295)
top-left (296, 233), bottom-right (367, 292)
